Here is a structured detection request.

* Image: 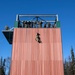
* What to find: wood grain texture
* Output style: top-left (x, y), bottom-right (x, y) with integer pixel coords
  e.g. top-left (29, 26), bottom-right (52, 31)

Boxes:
top-left (10, 28), bottom-right (64, 75)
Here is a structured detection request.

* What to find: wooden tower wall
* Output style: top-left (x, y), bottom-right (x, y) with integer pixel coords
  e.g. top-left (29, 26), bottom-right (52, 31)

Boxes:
top-left (10, 28), bottom-right (64, 75)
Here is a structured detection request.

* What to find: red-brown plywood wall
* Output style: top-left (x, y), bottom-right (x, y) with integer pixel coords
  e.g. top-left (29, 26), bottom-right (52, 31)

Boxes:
top-left (10, 28), bottom-right (64, 75)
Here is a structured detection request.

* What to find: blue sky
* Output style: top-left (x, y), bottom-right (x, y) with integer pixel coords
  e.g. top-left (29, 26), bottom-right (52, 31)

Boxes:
top-left (0, 0), bottom-right (75, 60)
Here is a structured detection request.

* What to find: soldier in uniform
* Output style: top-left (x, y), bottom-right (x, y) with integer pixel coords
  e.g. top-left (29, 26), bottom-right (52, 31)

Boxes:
top-left (5, 26), bottom-right (9, 30)
top-left (38, 21), bottom-right (42, 28)
top-left (35, 33), bottom-right (42, 43)
top-left (23, 21), bottom-right (28, 28)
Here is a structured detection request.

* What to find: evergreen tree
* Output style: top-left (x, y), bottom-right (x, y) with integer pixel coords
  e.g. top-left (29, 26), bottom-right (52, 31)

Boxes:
top-left (64, 59), bottom-right (68, 75)
top-left (70, 47), bottom-right (75, 75)
top-left (5, 57), bottom-right (11, 75)
top-left (64, 47), bottom-right (75, 75)
top-left (64, 56), bottom-right (72, 75)
top-left (0, 57), bottom-right (5, 75)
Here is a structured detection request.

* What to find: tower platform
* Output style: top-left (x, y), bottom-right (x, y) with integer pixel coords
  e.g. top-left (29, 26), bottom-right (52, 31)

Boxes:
top-left (2, 30), bottom-right (13, 44)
